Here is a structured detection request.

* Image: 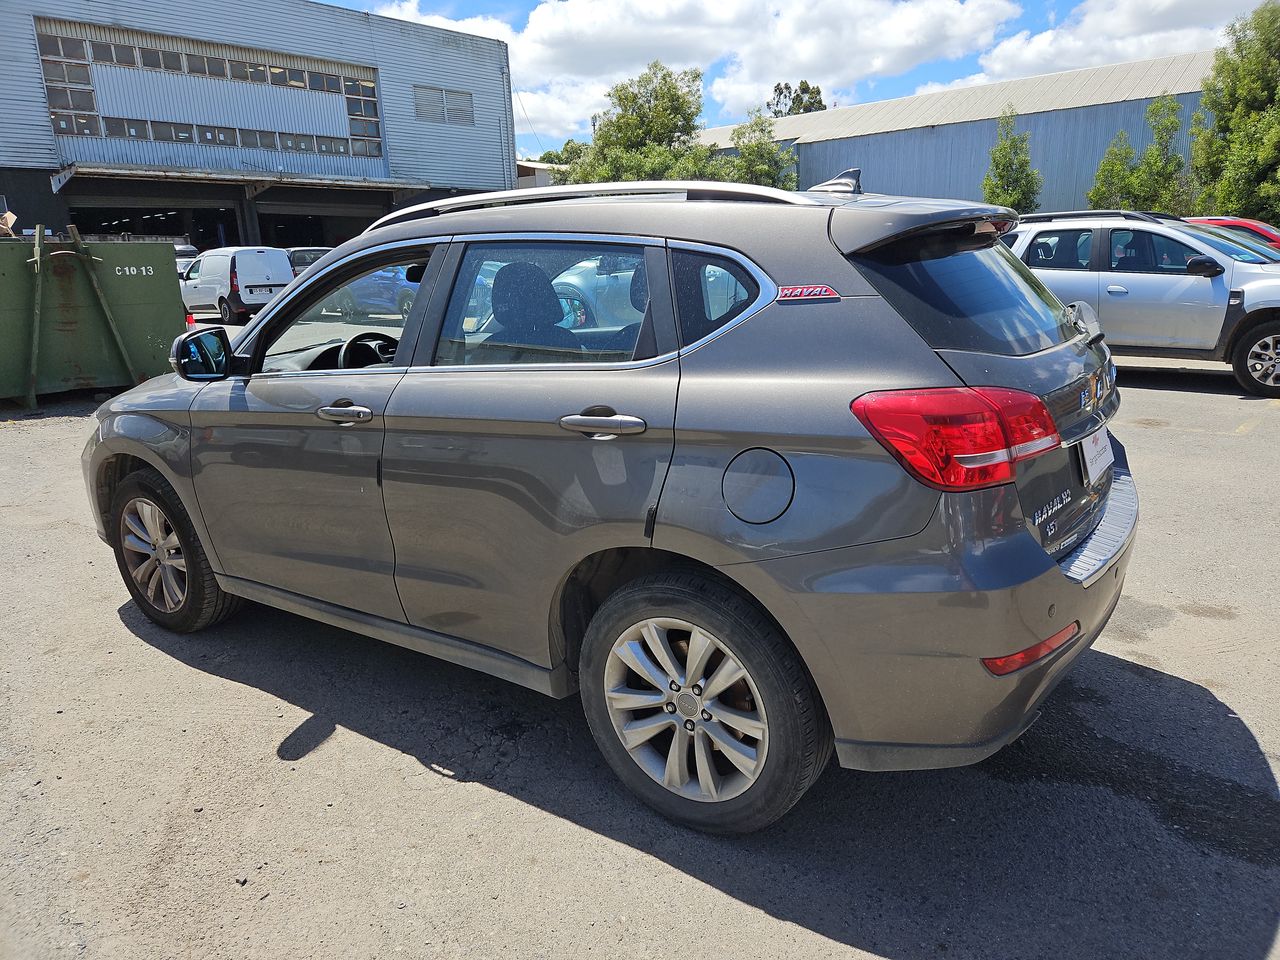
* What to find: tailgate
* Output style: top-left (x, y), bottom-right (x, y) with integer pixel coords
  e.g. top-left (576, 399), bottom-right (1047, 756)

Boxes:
top-left (234, 251), bottom-right (291, 287)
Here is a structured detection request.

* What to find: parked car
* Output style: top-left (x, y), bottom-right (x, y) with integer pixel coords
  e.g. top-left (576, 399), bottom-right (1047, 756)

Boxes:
top-left (84, 180), bottom-right (1137, 833)
top-left (287, 246), bottom-right (333, 277)
top-left (174, 242), bottom-right (198, 276)
top-left (1008, 211), bottom-right (1280, 396)
top-left (180, 246), bottom-right (294, 325)
top-left (1188, 216), bottom-right (1280, 250)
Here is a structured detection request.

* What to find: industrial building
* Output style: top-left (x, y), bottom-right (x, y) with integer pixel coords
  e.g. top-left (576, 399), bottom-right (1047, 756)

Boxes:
top-left (701, 52), bottom-right (1214, 210)
top-left (1, 0), bottom-right (517, 248)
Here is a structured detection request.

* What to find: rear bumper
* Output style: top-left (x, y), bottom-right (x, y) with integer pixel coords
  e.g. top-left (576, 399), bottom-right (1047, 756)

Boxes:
top-left (721, 461), bottom-right (1138, 772)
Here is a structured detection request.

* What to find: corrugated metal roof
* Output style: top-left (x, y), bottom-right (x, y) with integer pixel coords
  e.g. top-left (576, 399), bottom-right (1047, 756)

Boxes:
top-left (700, 51), bottom-right (1216, 147)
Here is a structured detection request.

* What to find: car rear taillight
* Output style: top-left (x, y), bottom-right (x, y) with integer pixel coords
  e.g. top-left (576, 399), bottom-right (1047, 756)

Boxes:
top-left (851, 386), bottom-right (1060, 491)
top-left (982, 622), bottom-right (1080, 676)
top-left (229, 268), bottom-right (239, 293)
top-left (184, 312), bottom-right (194, 327)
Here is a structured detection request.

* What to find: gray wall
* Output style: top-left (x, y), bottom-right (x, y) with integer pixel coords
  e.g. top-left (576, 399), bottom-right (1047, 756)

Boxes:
top-left (797, 93), bottom-right (1203, 210)
top-left (0, 0), bottom-right (516, 191)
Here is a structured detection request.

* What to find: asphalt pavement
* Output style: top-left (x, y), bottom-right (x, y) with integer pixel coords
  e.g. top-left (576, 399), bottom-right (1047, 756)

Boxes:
top-left (1, 360), bottom-right (1277, 960)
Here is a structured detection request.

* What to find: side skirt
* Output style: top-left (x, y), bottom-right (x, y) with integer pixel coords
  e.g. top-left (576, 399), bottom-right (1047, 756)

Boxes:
top-left (216, 574), bottom-right (578, 698)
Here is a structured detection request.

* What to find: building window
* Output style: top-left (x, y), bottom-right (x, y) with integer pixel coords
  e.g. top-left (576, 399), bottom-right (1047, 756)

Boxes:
top-left (230, 60), bottom-right (267, 83)
top-left (50, 113), bottom-right (99, 136)
top-left (346, 97), bottom-right (378, 119)
top-left (308, 71), bottom-right (341, 93)
top-left (281, 133), bottom-right (316, 152)
top-left (90, 42), bottom-right (134, 65)
top-left (46, 86), bottom-right (96, 112)
top-left (186, 54), bottom-right (227, 78)
top-left (351, 139), bottom-right (382, 157)
top-left (239, 129), bottom-right (278, 149)
top-left (104, 117), bottom-right (149, 139)
top-left (343, 78), bottom-right (376, 98)
top-left (315, 135), bottom-right (349, 154)
top-left (348, 118), bottom-right (380, 138)
top-left (42, 59), bottom-right (92, 84)
top-left (137, 47), bottom-right (182, 71)
top-left (197, 125), bottom-right (238, 146)
top-left (37, 34), bottom-right (87, 61)
top-left (270, 66), bottom-right (306, 88)
top-left (151, 120), bottom-right (195, 142)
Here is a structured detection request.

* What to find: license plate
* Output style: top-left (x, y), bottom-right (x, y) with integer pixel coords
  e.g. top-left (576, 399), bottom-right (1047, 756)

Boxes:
top-left (1080, 427), bottom-right (1114, 485)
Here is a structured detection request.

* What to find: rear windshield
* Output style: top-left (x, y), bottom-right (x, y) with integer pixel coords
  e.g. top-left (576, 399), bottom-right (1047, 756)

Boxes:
top-left (290, 248), bottom-right (330, 268)
top-left (851, 231), bottom-right (1075, 356)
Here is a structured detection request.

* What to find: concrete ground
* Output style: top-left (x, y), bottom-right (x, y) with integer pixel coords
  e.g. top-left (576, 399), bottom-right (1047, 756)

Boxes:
top-left (1, 361), bottom-right (1277, 960)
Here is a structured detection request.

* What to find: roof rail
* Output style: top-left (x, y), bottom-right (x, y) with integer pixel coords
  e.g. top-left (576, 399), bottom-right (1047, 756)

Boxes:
top-left (1138, 210), bottom-right (1184, 221)
top-left (367, 181), bottom-right (820, 232)
top-left (1018, 210), bottom-right (1160, 223)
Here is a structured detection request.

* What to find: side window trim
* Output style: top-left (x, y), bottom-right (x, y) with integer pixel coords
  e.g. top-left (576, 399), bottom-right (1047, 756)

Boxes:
top-left (408, 235), bottom-right (678, 370)
top-left (667, 239), bottom-right (777, 353)
top-left (245, 242), bottom-right (446, 376)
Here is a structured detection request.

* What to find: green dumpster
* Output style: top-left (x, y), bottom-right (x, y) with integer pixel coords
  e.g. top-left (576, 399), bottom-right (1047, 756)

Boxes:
top-left (1, 228), bottom-right (186, 407)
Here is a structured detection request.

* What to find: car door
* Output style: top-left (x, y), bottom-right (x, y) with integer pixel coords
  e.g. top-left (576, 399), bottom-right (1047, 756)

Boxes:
top-left (1098, 227), bottom-right (1229, 349)
top-left (187, 243), bottom-right (443, 621)
top-left (1020, 226), bottom-right (1100, 316)
top-left (180, 257), bottom-right (208, 311)
top-left (381, 236), bottom-right (680, 668)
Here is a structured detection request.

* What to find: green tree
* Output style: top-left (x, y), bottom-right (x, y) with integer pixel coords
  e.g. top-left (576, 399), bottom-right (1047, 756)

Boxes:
top-left (537, 138), bottom-right (587, 165)
top-left (727, 110), bottom-right (797, 189)
top-left (1087, 131), bottom-right (1137, 209)
top-left (767, 81), bottom-right (827, 117)
top-left (564, 61), bottom-right (726, 183)
top-left (562, 61), bottom-right (795, 189)
top-left (982, 107), bottom-right (1042, 213)
top-left (1192, 0), bottom-right (1280, 219)
top-left (1087, 96), bottom-right (1194, 214)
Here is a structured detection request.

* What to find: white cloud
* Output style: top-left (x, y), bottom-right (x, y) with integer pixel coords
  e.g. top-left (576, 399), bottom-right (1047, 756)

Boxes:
top-left (377, 0), bottom-right (1022, 141)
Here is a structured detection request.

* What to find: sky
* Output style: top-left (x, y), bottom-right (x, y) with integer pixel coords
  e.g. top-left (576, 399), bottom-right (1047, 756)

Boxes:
top-left (329, 0), bottom-right (1261, 158)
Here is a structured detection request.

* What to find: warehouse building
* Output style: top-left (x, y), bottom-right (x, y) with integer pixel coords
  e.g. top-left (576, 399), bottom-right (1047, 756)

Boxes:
top-left (701, 53), bottom-right (1214, 210)
top-left (1, 0), bottom-right (516, 248)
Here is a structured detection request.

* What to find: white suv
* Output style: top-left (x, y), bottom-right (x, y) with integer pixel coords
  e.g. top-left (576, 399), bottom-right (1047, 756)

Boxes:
top-left (1005, 211), bottom-right (1280, 396)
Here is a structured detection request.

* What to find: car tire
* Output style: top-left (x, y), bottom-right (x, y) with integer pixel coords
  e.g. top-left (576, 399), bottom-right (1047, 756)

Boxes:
top-left (579, 572), bottom-right (832, 833)
top-left (1231, 319), bottom-right (1280, 397)
top-left (218, 299), bottom-right (233, 325)
top-left (109, 468), bottom-right (242, 633)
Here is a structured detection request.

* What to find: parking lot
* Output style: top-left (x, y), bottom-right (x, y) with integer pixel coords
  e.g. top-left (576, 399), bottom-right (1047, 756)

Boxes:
top-left (1, 361), bottom-right (1277, 960)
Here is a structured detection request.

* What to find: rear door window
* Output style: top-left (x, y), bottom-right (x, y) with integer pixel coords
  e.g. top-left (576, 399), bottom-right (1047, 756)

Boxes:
top-left (851, 231), bottom-right (1074, 357)
top-left (670, 250), bottom-right (760, 346)
top-left (1024, 228), bottom-right (1093, 270)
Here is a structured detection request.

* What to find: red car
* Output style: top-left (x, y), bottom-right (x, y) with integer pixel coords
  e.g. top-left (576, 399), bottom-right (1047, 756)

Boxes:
top-left (1188, 216), bottom-right (1280, 249)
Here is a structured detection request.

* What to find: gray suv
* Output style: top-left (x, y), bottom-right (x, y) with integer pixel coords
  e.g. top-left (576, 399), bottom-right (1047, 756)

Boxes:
top-left (82, 180), bottom-right (1138, 833)
top-left (1006, 210), bottom-right (1280, 396)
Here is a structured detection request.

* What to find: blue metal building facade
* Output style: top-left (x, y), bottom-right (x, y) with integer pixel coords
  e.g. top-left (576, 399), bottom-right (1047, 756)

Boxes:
top-left (0, 0), bottom-right (516, 247)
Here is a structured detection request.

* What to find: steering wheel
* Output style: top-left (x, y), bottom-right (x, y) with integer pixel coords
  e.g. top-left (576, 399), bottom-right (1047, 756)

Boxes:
top-left (338, 332), bottom-right (399, 369)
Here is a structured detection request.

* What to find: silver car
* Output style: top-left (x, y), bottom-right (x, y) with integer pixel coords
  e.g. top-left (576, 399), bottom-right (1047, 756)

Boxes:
top-left (83, 181), bottom-right (1137, 832)
top-left (1006, 211), bottom-right (1280, 396)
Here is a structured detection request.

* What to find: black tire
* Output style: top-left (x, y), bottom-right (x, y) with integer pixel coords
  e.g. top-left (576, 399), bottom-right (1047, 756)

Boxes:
top-left (1231, 319), bottom-right (1280, 398)
top-left (218, 299), bottom-right (233, 325)
top-left (579, 572), bottom-right (833, 833)
top-left (109, 468), bottom-right (241, 633)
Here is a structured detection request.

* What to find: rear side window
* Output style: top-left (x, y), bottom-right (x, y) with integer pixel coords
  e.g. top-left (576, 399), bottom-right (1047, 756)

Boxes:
top-left (670, 250), bottom-right (759, 346)
top-left (851, 232), bottom-right (1074, 357)
top-left (1025, 229), bottom-right (1093, 270)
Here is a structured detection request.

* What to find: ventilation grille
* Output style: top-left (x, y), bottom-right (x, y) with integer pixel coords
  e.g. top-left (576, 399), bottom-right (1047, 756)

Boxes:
top-left (414, 85), bottom-right (475, 125)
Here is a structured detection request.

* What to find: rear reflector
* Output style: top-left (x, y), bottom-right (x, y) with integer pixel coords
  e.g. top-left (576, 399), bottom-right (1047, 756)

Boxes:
top-left (982, 622), bottom-right (1080, 676)
top-left (851, 386), bottom-right (1060, 491)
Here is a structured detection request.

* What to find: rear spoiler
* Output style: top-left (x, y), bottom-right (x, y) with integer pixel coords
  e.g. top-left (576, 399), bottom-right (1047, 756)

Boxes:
top-left (830, 198), bottom-right (1018, 254)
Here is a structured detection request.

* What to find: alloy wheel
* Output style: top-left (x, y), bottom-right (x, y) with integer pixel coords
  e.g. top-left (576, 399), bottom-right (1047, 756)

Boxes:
top-left (120, 497), bottom-right (187, 613)
top-left (1246, 335), bottom-right (1280, 387)
top-left (603, 617), bottom-right (768, 802)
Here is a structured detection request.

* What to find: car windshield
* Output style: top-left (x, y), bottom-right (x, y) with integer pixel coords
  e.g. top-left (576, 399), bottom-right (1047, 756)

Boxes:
top-left (1175, 224), bottom-right (1274, 263)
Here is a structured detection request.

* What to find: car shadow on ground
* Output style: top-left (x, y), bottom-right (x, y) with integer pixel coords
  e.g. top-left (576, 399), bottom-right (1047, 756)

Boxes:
top-left (1116, 366), bottom-right (1263, 398)
top-left (123, 600), bottom-right (1280, 960)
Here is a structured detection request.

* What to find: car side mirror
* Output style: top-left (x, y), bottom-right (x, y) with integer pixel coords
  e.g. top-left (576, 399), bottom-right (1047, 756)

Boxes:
top-left (1186, 255), bottom-right (1224, 278)
top-left (170, 326), bottom-right (232, 381)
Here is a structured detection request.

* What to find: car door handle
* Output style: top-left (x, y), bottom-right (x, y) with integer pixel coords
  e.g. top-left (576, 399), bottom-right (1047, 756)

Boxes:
top-left (317, 403), bottom-right (374, 423)
top-left (1106, 285), bottom-right (1128, 295)
top-left (558, 414), bottom-right (647, 437)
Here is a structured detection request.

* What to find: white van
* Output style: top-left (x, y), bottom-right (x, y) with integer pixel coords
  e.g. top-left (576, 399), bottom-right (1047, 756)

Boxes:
top-left (180, 246), bottom-right (294, 324)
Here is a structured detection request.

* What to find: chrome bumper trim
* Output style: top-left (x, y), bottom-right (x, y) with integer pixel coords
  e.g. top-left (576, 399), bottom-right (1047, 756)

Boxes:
top-left (1059, 467), bottom-right (1138, 587)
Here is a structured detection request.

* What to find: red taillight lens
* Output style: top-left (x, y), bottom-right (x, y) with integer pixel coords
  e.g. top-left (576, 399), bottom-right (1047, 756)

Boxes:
top-left (851, 386), bottom-right (1060, 491)
top-left (230, 269), bottom-right (239, 293)
top-left (184, 312), bottom-right (195, 327)
top-left (982, 622), bottom-right (1080, 676)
